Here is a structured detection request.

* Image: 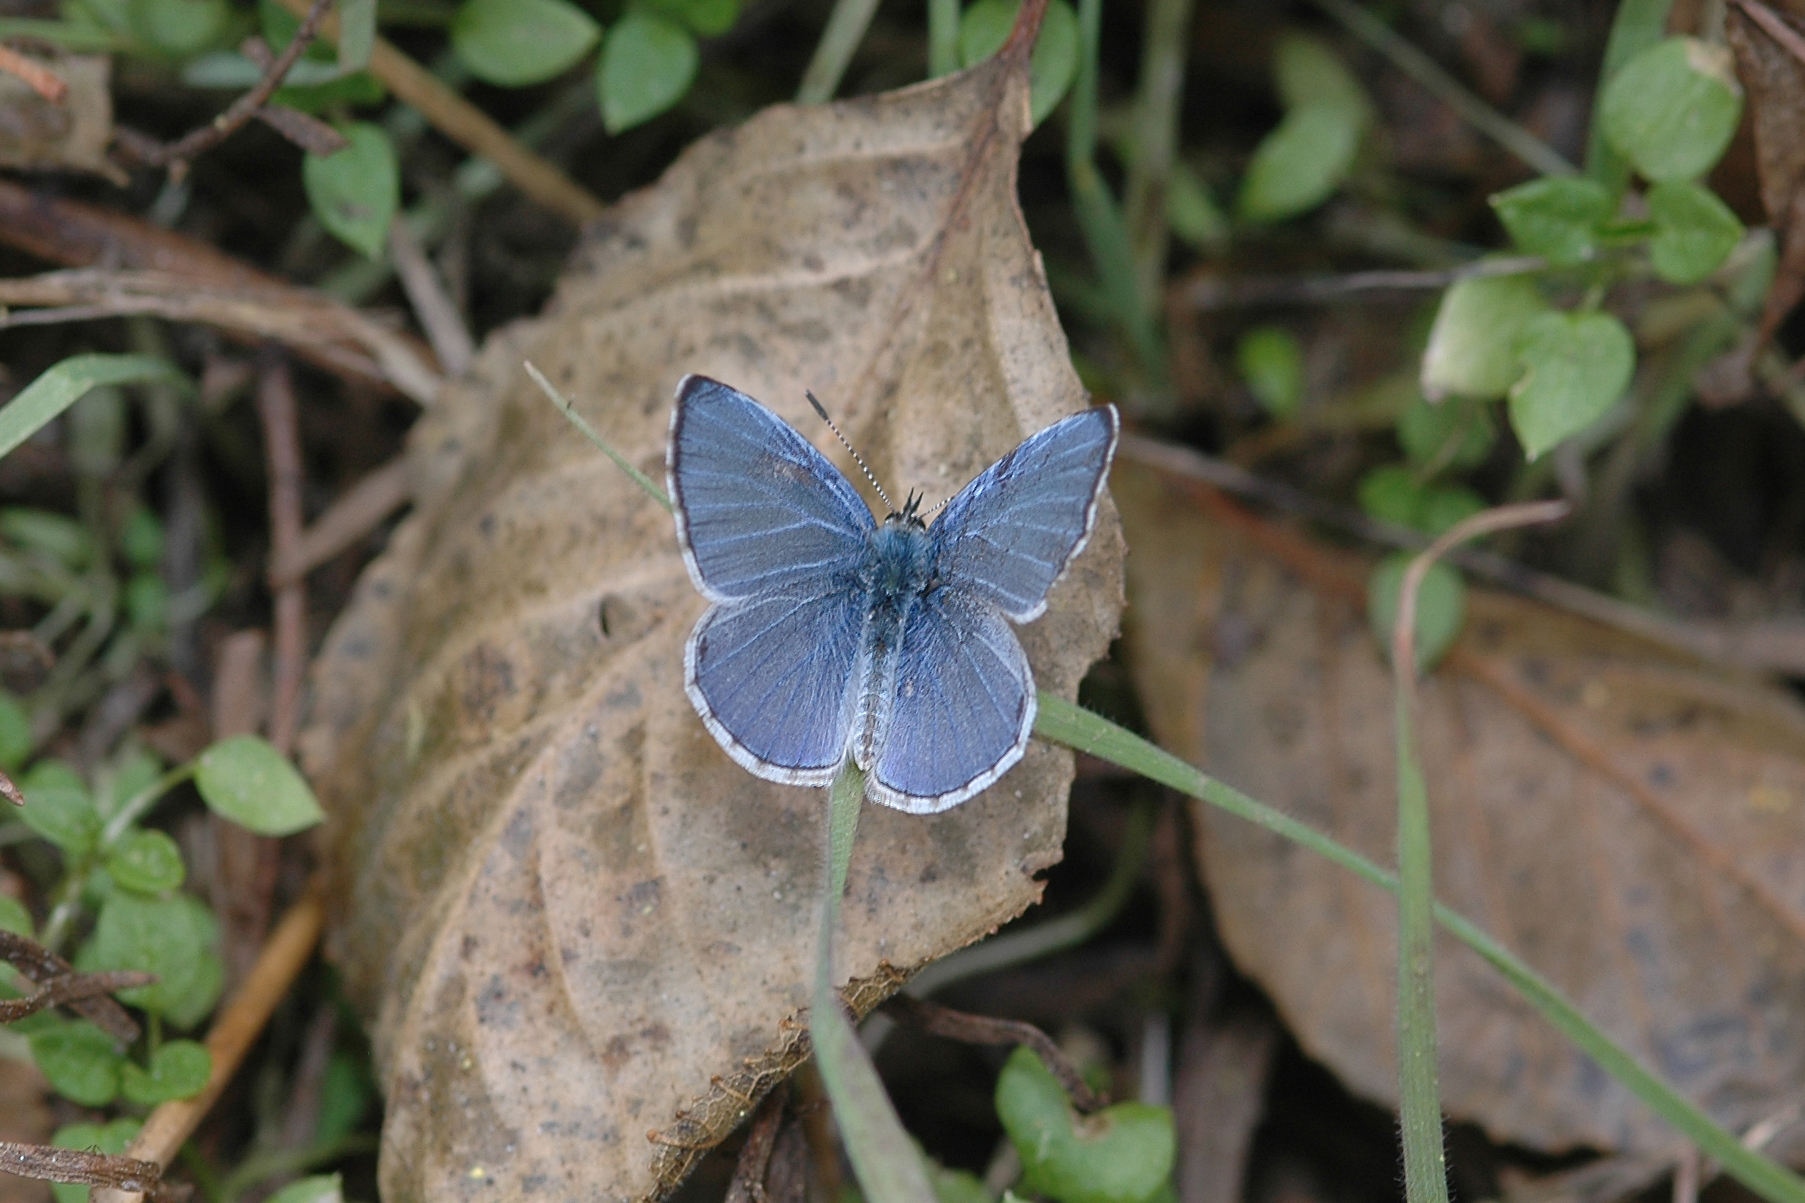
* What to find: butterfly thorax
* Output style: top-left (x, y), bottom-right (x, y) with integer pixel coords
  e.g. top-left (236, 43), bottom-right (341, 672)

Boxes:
top-left (850, 514), bottom-right (936, 772)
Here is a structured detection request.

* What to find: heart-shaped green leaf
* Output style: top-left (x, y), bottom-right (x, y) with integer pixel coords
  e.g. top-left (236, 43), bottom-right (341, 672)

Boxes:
top-left (1508, 309), bottom-right (1635, 459)
top-left (995, 1046), bottom-right (1174, 1203)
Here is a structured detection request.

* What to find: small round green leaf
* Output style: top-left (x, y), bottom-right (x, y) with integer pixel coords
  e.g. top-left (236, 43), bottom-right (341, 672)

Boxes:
top-left (1398, 395), bottom-right (1495, 472)
top-left (1236, 326), bottom-right (1305, 418)
top-left (958, 0), bottom-right (1079, 125)
top-left (598, 12), bottom-right (698, 134)
top-left (120, 1039), bottom-right (212, 1104)
top-left (0, 692), bottom-right (32, 772)
top-left (125, 571), bottom-right (169, 632)
top-left (50, 1119), bottom-right (141, 1203)
top-left (1489, 176), bottom-right (1613, 266)
top-left (0, 893), bottom-right (32, 937)
top-left (304, 123), bottom-right (399, 260)
top-left (1166, 162), bottom-right (1228, 253)
top-left (266, 1175), bottom-right (345, 1203)
top-left (1600, 37), bottom-right (1742, 182)
top-left (1647, 179), bottom-right (1744, 285)
top-left (106, 829), bottom-right (186, 895)
top-left (1274, 33), bottom-right (1371, 120)
top-left (130, 0), bottom-right (230, 56)
top-left (641, 0), bottom-right (739, 37)
top-left (31, 1022), bottom-right (123, 1107)
top-left (1368, 554), bottom-right (1467, 672)
top-left (20, 760), bottom-right (99, 855)
top-left (120, 506), bottom-right (165, 569)
top-left (996, 1046), bottom-right (1176, 1203)
top-left (1357, 465), bottom-right (1427, 528)
top-left (1420, 273), bottom-right (1547, 400)
top-left (195, 734), bottom-right (325, 836)
top-left (77, 892), bottom-right (221, 1022)
top-left (1420, 485), bottom-right (1486, 535)
top-left (451, 0), bottom-right (600, 87)
top-left (1508, 309), bottom-right (1635, 459)
top-left (1237, 105), bottom-right (1363, 224)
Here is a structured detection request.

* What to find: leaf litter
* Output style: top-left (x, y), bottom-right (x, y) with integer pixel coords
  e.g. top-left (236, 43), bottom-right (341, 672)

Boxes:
top-left (1117, 460), bottom-right (1805, 1160)
top-left (298, 42), bottom-right (1124, 1203)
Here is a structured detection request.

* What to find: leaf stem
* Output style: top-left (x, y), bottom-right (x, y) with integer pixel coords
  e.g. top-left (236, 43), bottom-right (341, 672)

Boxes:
top-left (524, 362), bottom-right (671, 511)
top-left (810, 761), bottom-right (936, 1203)
top-left (796, 0), bottom-right (883, 104)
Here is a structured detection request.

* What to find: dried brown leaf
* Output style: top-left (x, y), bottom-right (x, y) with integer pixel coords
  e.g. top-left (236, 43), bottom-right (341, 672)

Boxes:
top-left (0, 54), bottom-right (115, 182)
top-left (300, 53), bottom-right (1123, 1203)
top-left (1728, 3), bottom-right (1805, 344)
top-left (1118, 462), bottom-right (1805, 1155)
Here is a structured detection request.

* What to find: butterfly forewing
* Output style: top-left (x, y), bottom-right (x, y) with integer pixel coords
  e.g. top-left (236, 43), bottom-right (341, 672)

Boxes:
top-left (868, 589), bottom-right (1034, 813)
top-left (669, 376), bottom-right (874, 602)
top-left (686, 588), bottom-right (866, 784)
top-left (929, 406), bottom-right (1119, 622)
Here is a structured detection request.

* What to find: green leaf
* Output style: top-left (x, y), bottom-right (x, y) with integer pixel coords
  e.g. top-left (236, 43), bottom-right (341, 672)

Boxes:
top-left (1398, 395), bottom-right (1495, 472)
top-left (129, 0), bottom-right (229, 56)
top-left (1600, 37), bottom-right (1742, 182)
top-left (0, 692), bottom-right (32, 773)
top-left (195, 734), bottom-right (325, 835)
top-left (19, 760), bottom-right (100, 855)
top-left (930, 1163), bottom-right (992, 1203)
top-left (1419, 485), bottom-right (1486, 535)
top-left (640, 0), bottom-right (738, 37)
top-left (996, 1047), bottom-right (1175, 1203)
top-left (1273, 33), bottom-right (1371, 120)
top-left (259, 0), bottom-right (335, 61)
top-left (1489, 176), bottom-right (1613, 266)
top-left (77, 892), bottom-right (221, 1022)
top-left (1419, 273), bottom-right (1547, 400)
top-left (1236, 326), bottom-right (1305, 418)
top-left (1237, 105), bottom-right (1363, 224)
top-left (120, 506), bottom-right (165, 569)
top-left (1368, 554), bottom-right (1466, 672)
top-left (1357, 465), bottom-right (1426, 528)
top-left (0, 508), bottom-right (94, 569)
top-left (0, 354), bottom-right (178, 465)
top-left (99, 748), bottom-right (164, 820)
top-left (106, 829), bottom-right (186, 895)
top-left (125, 572), bottom-right (169, 632)
top-left (597, 11), bottom-right (697, 134)
top-left (50, 1119), bottom-right (141, 1203)
top-left (120, 1038), bottom-right (211, 1104)
top-left (30, 1021), bottom-right (123, 1107)
top-left (958, 0), bottom-right (1079, 126)
top-left (450, 0), bottom-right (600, 87)
top-left (316, 1051), bottom-right (376, 1144)
top-left (0, 894), bottom-right (31, 937)
top-left (1508, 309), bottom-right (1635, 459)
top-left (275, 70), bottom-right (387, 112)
top-left (1165, 161), bottom-right (1228, 253)
top-left (337, 0), bottom-right (375, 72)
top-left (304, 123), bottom-right (399, 260)
top-left (1647, 179), bottom-right (1744, 285)
top-left (267, 1176), bottom-right (345, 1203)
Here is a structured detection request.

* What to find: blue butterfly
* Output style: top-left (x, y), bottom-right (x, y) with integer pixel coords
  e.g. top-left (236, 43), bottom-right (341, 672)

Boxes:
top-left (667, 376), bottom-right (1118, 814)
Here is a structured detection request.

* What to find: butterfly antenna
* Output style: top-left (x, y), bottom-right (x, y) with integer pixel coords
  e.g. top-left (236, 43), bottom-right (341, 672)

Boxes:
top-left (806, 390), bottom-right (895, 513)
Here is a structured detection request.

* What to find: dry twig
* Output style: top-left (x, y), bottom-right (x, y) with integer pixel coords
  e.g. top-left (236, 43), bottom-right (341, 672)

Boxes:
top-left (120, 0), bottom-right (333, 176)
top-left (0, 929), bottom-right (142, 1041)
top-left (256, 351), bottom-right (307, 757)
top-left (0, 44), bottom-right (67, 103)
top-left (881, 995), bottom-right (1107, 1112)
top-left (271, 456), bottom-right (411, 587)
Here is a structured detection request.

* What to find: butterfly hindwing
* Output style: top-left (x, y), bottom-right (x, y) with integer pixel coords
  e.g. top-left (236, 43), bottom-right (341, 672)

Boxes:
top-left (929, 406), bottom-right (1118, 622)
top-left (868, 587), bottom-right (1034, 814)
top-left (669, 375), bottom-right (874, 603)
top-left (686, 588), bottom-right (865, 785)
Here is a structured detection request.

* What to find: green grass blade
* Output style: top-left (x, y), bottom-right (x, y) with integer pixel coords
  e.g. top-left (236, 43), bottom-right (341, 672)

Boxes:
top-left (524, 362), bottom-right (671, 510)
top-left (0, 355), bottom-right (180, 463)
top-left (812, 761), bottom-right (936, 1203)
top-left (1033, 692), bottom-right (1805, 1203)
